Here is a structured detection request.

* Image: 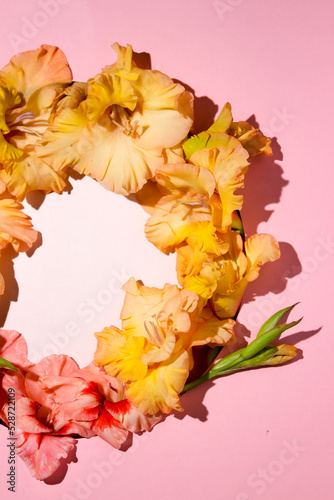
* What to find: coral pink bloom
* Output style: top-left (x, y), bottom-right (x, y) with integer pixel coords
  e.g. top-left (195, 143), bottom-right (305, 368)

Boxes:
top-left (1, 341), bottom-right (160, 480)
top-left (0, 329), bottom-right (32, 370)
top-left (1, 354), bottom-right (78, 480)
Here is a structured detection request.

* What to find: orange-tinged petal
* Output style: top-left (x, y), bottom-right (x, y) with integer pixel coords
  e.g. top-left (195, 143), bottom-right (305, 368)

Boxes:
top-left (0, 193), bottom-right (38, 252)
top-left (191, 316), bottom-right (235, 346)
top-left (135, 179), bottom-right (162, 215)
top-left (0, 45), bottom-right (72, 104)
top-left (244, 233), bottom-right (280, 281)
top-left (229, 120), bottom-right (272, 156)
top-left (211, 279), bottom-right (248, 319)
top-left (0, 153), bottom-right (67, 201)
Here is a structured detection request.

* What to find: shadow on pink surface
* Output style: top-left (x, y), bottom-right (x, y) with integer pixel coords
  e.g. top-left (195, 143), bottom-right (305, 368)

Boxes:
top-left (0, 232), bottom-right (43, 327)
top-left (43, 445), bottom-right (78, 485)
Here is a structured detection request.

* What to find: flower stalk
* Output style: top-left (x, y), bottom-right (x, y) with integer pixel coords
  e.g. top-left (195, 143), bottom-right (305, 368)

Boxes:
top-left (182, 305), bottom-right (301, 394)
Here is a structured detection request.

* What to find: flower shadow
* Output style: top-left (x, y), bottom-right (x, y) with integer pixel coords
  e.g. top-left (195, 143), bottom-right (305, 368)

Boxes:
top-left (43, 443), bottom-right (78, 485)
top-left (0, 247), bottom-right (19, 327)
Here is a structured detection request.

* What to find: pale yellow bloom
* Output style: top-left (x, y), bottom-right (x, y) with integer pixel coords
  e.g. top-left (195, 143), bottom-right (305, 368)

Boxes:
top-left (36, 44), bottom-right (194, 196)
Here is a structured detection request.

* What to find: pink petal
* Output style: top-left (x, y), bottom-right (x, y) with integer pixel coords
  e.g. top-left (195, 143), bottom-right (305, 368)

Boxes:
top-left (16, 432), bottom-right (76, 481)
top-left (25, 354), bottom-right (79, 405)
top-left (105, 399), bottom-right (162, 433)
top-left (56, 422), bottom-right (95, 439)
top-left (0, 329), bottom-right (29, 368)
top-left (92, 408), bottom-right (128, 448)
top-left (75, 363), bottom-right (121, 402)
top-left (17, 398), bottom-right (52, 434)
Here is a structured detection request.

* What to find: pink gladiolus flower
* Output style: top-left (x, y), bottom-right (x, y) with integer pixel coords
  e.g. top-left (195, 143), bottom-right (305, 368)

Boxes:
top-left (0, 331), bottom-right (160, 480)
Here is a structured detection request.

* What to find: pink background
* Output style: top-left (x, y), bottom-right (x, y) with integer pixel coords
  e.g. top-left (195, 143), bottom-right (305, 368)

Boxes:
top-left (1, 0), bottom-right (334, 499)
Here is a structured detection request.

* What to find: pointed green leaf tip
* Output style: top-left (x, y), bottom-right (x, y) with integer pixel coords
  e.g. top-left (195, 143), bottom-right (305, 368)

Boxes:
top-left (0, 356), bottom-right (19, 372)
top-left (256, 303), bottom-right (300, 338)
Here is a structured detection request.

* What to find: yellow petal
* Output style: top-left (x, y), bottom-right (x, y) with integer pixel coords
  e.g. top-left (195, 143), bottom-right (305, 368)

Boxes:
top-left (86, 73), bottom-right (137, 123)
top-left (208, 102), bottom-right (233, 133)
top-left (126, 348), bottom-right (189, 415)
top-left (77, 121), bottom-right (162, 195)
top-left (155, 162), bottom-right (215, 198)
top-left (120, 277), bottom-right (180, 338)
top-left (0, 87), bottom-right (21, 134)
top-left (132, 70), bottom-right (193, 150)
top-left (35, 103), bottom-right (88, 171)
top-left (94, 326), bottom-right (148, 383)
top-left (191, 146), bottom-right (249, 226)
top-left (145, 194), bottom-right (212, 253)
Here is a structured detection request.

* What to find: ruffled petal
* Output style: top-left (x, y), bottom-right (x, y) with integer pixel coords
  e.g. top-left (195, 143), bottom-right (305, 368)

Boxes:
top-left (0, 45), bottom-right (72, 103)
top-left (25, 355), bottom-right (79, 406)
top-left (94, 327), bottom-right (148, 383)
top-left (126, 348), bottom-right (189, 415)
top-left (16, 432), bottom-right (76, 481)
top-left (191, 316), bottom-right (235, 346)
top-left (120, 277), bottom-right (180, 338)
top-left (35, 103), bottom-right (88, 171)
top-left (244, 233), bottom-right (280, 281)
top-left (77, 121), bottom-right (162, 195)
top-left (0, 153), bottom-right (67, 201)
top-left (132, 70), bottom-right (193, 150)
top-left (190, 146), bottom-right (249, 226)
top-left (105, 399), bottom-right (162, 433)
top-left (87, 73), bottom-right (137, 122)
top-left (0, 194), bottom-right (38, 251)
top-left (91, 408), bottom-right (128, 448)
top-left (0, 329), bottom-right (30, 367)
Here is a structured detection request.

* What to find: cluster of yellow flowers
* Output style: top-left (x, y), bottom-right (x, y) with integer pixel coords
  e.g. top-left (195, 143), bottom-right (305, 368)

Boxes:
top-left (0, 43), bottom-right (297, 421)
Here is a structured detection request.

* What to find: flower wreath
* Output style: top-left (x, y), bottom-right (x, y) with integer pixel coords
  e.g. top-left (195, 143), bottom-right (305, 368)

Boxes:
top-left (0, 43), bottom-right (301, 481)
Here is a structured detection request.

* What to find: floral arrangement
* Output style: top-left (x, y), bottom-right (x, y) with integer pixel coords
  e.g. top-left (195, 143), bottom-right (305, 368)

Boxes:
top-left (0, 44), bottom-right (301, 482)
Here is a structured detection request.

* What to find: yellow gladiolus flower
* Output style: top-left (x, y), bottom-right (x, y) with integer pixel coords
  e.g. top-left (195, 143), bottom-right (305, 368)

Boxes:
top-left (36, 43), bottom-right (194, 196)
top-left (94, 277), bottom-right (235, 415)
top-left (177, 231), bottom-right (280, 318)
top-left (145, 143), bottom-right (249, 254)
top-left (183, 102), bottom-right (272, 160)
top-left (0, 45), bottom-right (73, 200)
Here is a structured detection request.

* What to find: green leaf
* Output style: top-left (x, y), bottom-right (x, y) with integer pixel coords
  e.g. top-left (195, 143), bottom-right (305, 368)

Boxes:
top-left (0, 357), bottom-right (19, 372)
top-left (256, 304), bottom-right (299, 339)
